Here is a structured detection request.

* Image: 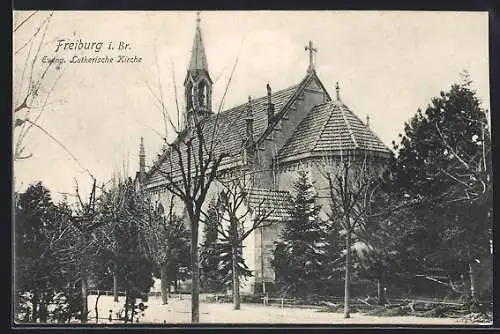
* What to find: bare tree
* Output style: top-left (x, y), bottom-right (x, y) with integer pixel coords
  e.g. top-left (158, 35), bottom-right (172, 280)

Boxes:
top-left (215, 173), bottom-right (273, 310)
top-left (13, 11), bottom-right (66, 161)
top-left (142, 40), bottom-right (242, 322)
top-left (321, 156), bottom-right (378, 318)
top-left (95, 175), bottom-right (128, 303)
top-left (140, 196), bottom-right (190, 305)
top-left (154, 115), bottom-right (228, 321)
top-left (68, 177), bottom-right (105, 323)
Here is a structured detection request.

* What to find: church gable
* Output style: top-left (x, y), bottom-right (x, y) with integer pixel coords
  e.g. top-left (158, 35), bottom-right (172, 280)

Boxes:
top-left (303, 75), bottom-right (326, 93)
top-left (256, 71), bottom-right (331, 145)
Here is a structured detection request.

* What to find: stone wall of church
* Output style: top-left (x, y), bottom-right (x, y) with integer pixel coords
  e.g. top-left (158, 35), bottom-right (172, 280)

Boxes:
top-left (250, 222), bottom-right (284, 293)
top-left (278, 155), bottom-right (389, 220)
top-left (144, 177), bottom-right (226, 245)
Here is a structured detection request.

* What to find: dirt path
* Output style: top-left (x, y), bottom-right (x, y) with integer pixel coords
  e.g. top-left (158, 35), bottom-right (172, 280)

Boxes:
top-left (87, 295), bottom-right (488, 325)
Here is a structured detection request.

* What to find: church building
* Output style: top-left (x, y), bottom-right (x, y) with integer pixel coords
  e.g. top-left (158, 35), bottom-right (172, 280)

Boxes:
top-left (136, 14), bottom-right (392, 294)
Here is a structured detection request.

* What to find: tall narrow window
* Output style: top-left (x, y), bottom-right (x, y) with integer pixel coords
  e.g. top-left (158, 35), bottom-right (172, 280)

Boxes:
top-left (198, 80), bottom-right (209, 108)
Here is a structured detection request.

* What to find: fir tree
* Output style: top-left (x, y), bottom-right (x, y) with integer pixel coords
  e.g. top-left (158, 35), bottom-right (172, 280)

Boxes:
top-left (271, 171), bottom-right (329, 297)
top-left (200, 196), bottom-right (254, 296)
top-left (389, 71), bottom-right (492, 302)
top-left (217, 230), bottom-right (253, 290)
top-left (15, 182), bottom-right (81, 323)
top-left (200, 198), bottom-right (224, 292)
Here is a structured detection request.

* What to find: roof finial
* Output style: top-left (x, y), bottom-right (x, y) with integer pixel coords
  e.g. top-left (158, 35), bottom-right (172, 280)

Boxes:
top-left (335, 81), bottom-right (341, 101)
top-left (366, 114), bottom-right (370, 127)
top-left (305, 41), bottom-right (318, 73)
top-left (196, 11), bottom-right (201, 25)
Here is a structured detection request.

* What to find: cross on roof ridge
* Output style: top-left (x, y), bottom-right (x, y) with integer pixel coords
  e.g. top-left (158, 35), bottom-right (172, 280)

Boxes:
top-left (305, 40), bottom-right (318, 73)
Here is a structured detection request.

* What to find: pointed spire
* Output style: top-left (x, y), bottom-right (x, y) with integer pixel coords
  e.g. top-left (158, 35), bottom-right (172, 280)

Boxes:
top-left (246, 95), bottom-right (254, 143)
top-left (266, 83), bottom-right (274, 125)
top-left (139, 137), bottom-right (145, 175)
top-left (246, 95), bottom-right (253, 119)
top-left (335, 81), bottom-right (341, 101)
top-left (189, 12), bottom-right (209, 71)
top-left (139, 137), bottom-right (145, 156)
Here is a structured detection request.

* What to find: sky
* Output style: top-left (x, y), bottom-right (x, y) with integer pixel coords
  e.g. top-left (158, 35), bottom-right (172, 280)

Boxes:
top-left (13, 11), bottom-right (490, 202)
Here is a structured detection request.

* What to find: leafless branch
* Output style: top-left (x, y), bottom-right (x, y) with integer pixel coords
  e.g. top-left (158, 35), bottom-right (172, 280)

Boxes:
top-left (19, 119), bottom-right (94, 179)
top-left (13, 11), bottom-right (39, 33)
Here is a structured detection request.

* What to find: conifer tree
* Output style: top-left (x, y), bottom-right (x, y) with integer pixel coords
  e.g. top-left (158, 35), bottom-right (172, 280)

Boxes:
top-left (15, 182), bottom-right (83, 323)
top-left (389, 71), bottom-right (492, 302)
top-left (200, 198), bottom-right (224, 292)
top-left (271, 171), bottom-right (329, 297)
top-left (217, 232), bottom-right (253, 291)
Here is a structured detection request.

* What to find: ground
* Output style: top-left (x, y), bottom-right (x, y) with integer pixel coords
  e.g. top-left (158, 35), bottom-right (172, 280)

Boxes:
top-left (86, 295), bottom-right (487, 325)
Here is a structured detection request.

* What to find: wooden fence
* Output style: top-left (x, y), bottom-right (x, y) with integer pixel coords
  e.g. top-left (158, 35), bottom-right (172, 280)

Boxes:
top-left (87, 290), bottom-right (183, 300)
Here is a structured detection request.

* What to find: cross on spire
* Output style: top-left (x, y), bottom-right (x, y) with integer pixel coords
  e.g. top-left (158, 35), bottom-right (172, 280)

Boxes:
top-left (305, 40), bottom-right (318, 73)
top-left (188, 11), bottom-right (209, 71)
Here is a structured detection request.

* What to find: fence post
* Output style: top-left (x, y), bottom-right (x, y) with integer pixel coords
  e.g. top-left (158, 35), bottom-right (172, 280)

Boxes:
top-left (281, 298), bottom-right (284, 308)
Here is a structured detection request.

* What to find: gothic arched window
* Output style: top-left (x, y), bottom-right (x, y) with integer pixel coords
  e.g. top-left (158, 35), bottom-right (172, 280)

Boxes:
top-left (198, 80), bottom-right (209, 108)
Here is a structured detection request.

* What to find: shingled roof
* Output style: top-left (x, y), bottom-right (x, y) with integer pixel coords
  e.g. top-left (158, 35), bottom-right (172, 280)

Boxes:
top-left (144, 84), bottom-right (298, 187)
top-left (278, 100), bottom-right (391, 164)
top-left (246, 188), bottom-right (293, 221)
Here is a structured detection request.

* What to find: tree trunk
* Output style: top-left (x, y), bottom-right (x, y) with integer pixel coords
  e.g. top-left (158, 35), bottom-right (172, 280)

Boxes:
top-left (172, 269), bottom-right (177, 297)
top-left (81, 274), bottom-right (88, 323)
top-left (95, 292), bottom-right (102, 324)
top-left (113, 272), bottom-right (118, 302)
top-left (31, 290), bottom-right (39, 322)
top-left (344, 228), bottom-right (352, 319)
top-left (66, 285), bottom-right (72, 323)
top-left (130, 299), bottom-right (134, 324)
top-left (160, 262), bottom-right (169, 305)
top-left (124, 291), bottom-right (129, 323)
top-left (469, 262), bottom-right (476, 299)
top-left (81, 232), bottom-right (89, 323)
top-left (39, 292), bottom-right (48, 323)
top-left (190, 222), bottom-right (200, 323)
top-left (377, 279), bottom-right (386, 305)
top-left (232, 245), bottom-right (241, 310)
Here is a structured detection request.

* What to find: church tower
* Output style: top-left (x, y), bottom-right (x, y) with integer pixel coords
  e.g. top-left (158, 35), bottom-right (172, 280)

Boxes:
top-left (184, 12), bottom-right (213, 128)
